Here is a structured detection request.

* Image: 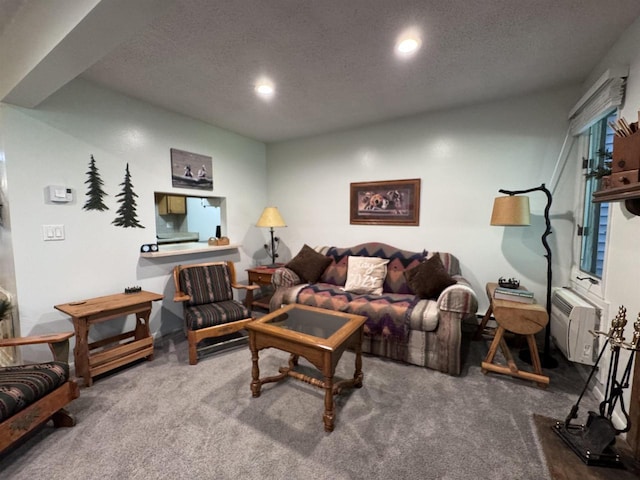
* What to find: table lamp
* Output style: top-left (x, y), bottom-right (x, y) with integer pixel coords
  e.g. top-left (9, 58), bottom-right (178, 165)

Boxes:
top-left (256, 207), bottom-right (287, 267)
top-left (490, 183), bottom-right (558, 368)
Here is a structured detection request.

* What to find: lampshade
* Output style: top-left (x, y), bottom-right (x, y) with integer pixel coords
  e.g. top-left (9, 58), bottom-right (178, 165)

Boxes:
top-left (256, 207), bottom-right (286, 228)
top-left (490, 196), bottom-right (530, 226)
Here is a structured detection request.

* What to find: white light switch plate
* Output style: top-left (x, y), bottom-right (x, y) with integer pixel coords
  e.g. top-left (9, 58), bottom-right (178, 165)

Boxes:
top-left (42, 224), bottom-right (65, 241)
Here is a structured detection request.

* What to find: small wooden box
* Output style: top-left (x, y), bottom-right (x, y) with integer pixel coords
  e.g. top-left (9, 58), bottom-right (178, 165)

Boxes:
top-left (612, 131), bottom-right (640, 173)
top-left (609, 169), bottom-right (639, 187)
top-left (208, 237), bottom-right (230, 246)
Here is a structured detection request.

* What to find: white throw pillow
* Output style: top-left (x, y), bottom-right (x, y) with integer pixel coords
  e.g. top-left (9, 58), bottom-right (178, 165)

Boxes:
top-left (342, 256), bottom-right (390, 295)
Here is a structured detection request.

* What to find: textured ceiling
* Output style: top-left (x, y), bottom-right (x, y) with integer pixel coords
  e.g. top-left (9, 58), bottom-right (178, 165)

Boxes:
top-left (14, 1), bottom-right (640, 142)
top-left (0, 0), bottom-right (27, 37)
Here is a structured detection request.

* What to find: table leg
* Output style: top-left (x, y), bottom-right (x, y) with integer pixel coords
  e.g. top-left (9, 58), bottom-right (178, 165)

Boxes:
top-left (290, 354), bottom-right (299, 367)
top-left (354, 330), bottom-right (364, 388)
top-left (526, 334), bottom-right (547, 388)
top-left (323, 373), bottom-right (335, 432)
top-left (499, 337), bottom-right (518, 374)
top-left (73, 317), bottom-right (92, 387)
top-left (249, 335), bottom-right (262, 398)
top-left (135, 306), bottom-right (153, 360)
top-left (481, 325), bottom-right (504, 374)
top-left (245, 287), bottom-right (254, 310)
top-left (475, 305), bottom-right (494, 340)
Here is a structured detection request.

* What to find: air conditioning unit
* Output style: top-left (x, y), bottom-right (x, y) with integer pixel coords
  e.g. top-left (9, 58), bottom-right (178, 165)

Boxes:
top-left (550, 288), bottom-right (600, 366)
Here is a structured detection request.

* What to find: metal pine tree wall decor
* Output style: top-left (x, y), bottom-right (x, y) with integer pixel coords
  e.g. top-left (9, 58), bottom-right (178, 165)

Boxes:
top-left (112, 163), bottom-right (145, 228)
top-left (83, 154), bottom-right (109, 211)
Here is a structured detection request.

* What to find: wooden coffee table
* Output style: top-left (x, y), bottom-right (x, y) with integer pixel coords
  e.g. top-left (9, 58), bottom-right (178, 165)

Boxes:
top-left (245, 304), bottom-right (366, 432)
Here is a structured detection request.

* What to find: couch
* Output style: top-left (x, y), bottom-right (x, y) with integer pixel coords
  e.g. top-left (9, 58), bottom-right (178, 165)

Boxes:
top-left (269, 242), bottom-right (478, 375)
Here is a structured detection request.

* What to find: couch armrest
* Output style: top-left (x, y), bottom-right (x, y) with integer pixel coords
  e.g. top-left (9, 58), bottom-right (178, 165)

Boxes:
top-left (436, 278), bottom-right (478, 315)
top-left (271, 267), bottom-right (302, 288)
top-left (0, 332), bottom-right (73, 362)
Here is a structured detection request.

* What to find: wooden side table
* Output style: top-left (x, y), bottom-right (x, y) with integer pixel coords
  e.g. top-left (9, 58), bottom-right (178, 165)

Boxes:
top-left (55, 290), bottom-right (163, 386)
top-left (246, 266), bottom-right (280, 310)
top-left (479, 282), bottom-right (550, 388)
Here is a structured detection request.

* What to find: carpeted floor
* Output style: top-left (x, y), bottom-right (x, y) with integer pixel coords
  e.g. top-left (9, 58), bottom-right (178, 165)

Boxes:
top-left (0, 329), bottom-right (607, 480)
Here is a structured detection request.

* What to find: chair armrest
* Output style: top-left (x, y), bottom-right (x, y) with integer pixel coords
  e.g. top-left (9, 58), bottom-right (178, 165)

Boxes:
top-left (0, 332), bottom-right (73, 347)
top-left (173, 291), bottom-right (191, 302)
top-left (0, 332), bottom-right (74, 362)
top-left (232, 283), bottom-right (260, 292)
top-left (436, 278), bottom-right (479, 315)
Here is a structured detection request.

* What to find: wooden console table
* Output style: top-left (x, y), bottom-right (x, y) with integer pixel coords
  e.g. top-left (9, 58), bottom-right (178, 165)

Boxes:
top-left (479, 282), bottom-right (549, 388)
top-left (55, 291), bottom-right (163, 386)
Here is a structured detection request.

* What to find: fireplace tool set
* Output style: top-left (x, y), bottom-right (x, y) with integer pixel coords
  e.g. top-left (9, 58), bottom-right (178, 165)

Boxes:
top-left (554, 305), bottom-right (640, 468)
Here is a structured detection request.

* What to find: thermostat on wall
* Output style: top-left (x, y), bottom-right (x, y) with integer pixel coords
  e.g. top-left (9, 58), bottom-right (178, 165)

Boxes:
top-left (46, 185), bottom-right (73, 203)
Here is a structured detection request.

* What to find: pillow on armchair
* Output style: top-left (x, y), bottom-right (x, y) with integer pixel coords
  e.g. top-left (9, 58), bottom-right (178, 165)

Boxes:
top-left (404, 254), bottom-right (456, 299)
top-left (286, 244), bottom-right (332, 282)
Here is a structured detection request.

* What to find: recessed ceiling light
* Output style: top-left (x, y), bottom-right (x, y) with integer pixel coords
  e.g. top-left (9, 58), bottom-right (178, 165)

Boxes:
top-left (395, 30), bottom-right (422, 58)
top-left (255, 79), bottom-right (275, 100)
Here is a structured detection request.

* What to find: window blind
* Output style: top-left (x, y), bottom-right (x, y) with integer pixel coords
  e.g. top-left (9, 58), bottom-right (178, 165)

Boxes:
top-left (568, 67), bottom-right (628, 136)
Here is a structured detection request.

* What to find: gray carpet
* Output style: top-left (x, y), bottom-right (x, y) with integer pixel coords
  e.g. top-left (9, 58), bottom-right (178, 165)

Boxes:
top-left (0, 329), bottom-right (597, 480)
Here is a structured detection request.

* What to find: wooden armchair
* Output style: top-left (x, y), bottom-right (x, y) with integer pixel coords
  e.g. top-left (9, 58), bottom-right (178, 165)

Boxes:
top-left (0, 332), bottom-right (79, 454)
top-left (173, 261), bottom-right (259, 365)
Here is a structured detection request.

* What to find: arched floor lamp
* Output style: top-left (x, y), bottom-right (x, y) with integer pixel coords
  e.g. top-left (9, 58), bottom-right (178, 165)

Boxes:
top-left (490, 183), bottom-right (559, 369)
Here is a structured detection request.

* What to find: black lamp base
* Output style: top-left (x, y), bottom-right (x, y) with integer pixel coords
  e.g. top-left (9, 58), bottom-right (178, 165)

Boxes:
top-left (519, 348), bottom-right (559, 369)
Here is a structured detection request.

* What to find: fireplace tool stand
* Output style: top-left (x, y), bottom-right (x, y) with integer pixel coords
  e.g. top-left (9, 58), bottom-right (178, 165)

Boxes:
top-left (554, 306), bottom-right (640, 468)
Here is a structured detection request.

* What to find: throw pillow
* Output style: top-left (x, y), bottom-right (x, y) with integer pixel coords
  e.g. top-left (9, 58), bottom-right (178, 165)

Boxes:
top-left (342, 256), bottom-right (390, 295)
top-left (404, 254), bottom-right (456, 299)
top-left (285, 244), bottom-right (332, 283)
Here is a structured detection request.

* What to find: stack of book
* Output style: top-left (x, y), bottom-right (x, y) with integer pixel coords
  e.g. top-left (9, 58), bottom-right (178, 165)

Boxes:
top-left (494, 286), bottom-right (534, 304)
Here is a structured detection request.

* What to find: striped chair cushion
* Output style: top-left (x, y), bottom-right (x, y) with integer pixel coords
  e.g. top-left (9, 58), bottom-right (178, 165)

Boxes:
top-left (0, 361), bottom-right (69, 422)
top-left (184, 300), bottom-right (250, 331)
top-left (180, 264), bottom-right (233, 306)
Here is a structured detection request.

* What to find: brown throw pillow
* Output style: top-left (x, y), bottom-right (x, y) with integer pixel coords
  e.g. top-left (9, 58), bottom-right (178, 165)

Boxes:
top-left (404, 254), bottom-right (456, 299)
top-left (286, 244), bottom-right (332, 283)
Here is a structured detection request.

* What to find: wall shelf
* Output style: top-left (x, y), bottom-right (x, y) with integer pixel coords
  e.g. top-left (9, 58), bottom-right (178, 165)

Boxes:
top-left (592, 124), bottom-right (640, 215)
top-left (593, 183), bottom-right (640, 202)
top-left (593, 184), bottom-right (640, 215)
top-left (140, 242), bottom-right (239, 258)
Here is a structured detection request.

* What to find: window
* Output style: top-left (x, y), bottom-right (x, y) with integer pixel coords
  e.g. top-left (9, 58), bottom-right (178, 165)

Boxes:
top-left (579, 111), bottom-right (615, 277)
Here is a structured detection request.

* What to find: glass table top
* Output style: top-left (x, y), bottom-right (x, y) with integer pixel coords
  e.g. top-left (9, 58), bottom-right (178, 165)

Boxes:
top-left (264, 307), bottom-right (350, 339)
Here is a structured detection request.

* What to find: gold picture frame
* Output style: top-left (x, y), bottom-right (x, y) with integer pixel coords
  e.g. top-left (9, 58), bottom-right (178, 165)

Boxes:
top-left (350, 178), bottom-right (420, 225)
